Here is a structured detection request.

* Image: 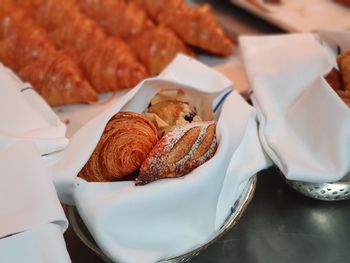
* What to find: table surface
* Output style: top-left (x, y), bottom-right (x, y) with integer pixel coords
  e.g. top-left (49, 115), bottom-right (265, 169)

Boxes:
top-left (64, 1), bottom-right (350, 262)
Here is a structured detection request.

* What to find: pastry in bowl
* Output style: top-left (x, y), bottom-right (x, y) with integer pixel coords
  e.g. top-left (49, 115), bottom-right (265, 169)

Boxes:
top-left (136, 121), bottom-right (217, 185)
top-left (144, 89), bottom-right (203, 136)
top-left (79, 112), bottom-right (158, 182)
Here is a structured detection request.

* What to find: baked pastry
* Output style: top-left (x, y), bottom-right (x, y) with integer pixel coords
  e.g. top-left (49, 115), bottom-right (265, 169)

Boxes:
top-left (129, 26), bottom-right (194, 75)
top-left (146, 100), bottom-right (202, 136)
top-left (16, 0), bottom-right (148, 93)
top-left (132, 0), bottom-right (233, 56)
top-left (335, 0), bottom-right (350, 7)
top-left (144, 89), bottom-right (203, 137)
top-left (79, 112), bottom-right (158, 182)
top-left (337, 50), bottom-right (350, 91)
top-left (325, 67), bottom-right (343, 91)
top-left (0, 3), bottom-right (97, 106)
top-left (335, 90), bottom-right (350, 107)
top-left (75, 0), bottom-right (193, 75)
top-left (136, 121), bottom-right (217, 185)
top-left (77, 0), bottom-right (154, 40)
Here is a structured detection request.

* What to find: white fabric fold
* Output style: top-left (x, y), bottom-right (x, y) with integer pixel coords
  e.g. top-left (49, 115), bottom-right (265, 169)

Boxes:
top-left (50, 54), bottom-right (271, 263)
top-left (0, 142), bottom-right (68, 238)
top-left (0, 223), bottom-right (70, 263)
top-left (0, 141), bottom-right (70, 263)
top-left (240, 32), bottom-right (350, 183)
top-left (0, 63), bottom-right (68, 156)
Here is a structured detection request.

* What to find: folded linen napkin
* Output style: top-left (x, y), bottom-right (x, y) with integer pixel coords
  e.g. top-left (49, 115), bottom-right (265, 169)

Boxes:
top-left (0, 141), bottom-right (69, 262)
top-left (0, 63), bottom-right (68, 155)
top-left (0, 223), bottom-right (70, 263)
top-left (51, 54), bottom-right (270, 263)
top-left (240, 32), bottom-right (350, 183)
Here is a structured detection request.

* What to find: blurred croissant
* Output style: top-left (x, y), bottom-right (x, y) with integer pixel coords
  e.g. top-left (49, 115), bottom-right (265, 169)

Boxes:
top-left (77, 0), bottom-right (155, 40)
top-left (0, 2), bottom-right (97, 106)
top-left (337, 50), bottom-right (350, 91)
top-left (136, 121), bottom-right (217, 185)
top-left (79, 112), bottom-right (158, 182)
top-left (16, 0), bottom-right (148, 93)
top-left (129, 26), bottom-right (194, 75)
top-left (76, 0), bottom-right (194, 75)
top-left (131, 0), bottom-right (233, 56)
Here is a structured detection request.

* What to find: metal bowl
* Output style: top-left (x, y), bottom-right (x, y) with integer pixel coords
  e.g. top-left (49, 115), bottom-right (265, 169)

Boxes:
top-left (286, 173), bottom-right (350, 201)
top-left (67, 176), bottom-right (257, 263)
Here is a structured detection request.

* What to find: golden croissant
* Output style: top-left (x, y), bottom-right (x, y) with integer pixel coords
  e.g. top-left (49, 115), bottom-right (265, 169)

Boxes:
top-left (136, 121), bottom-right (217, 185)
top-left (75, 0), bottom-right (193, 75)
top-left (337, 50), bottom-right (350, 91)
top-left (0, 2), bottom-right (97, 106)
top-left (77, 0), bottom-right (154, 40)
top-left (131, 0), bottom-right (233, 56)
top-left (129, 26), bottom-right (194, 75)
top-left (16, 0), bottom-right (148, 93)
top-left (79, 112), bottom-right (158, 182)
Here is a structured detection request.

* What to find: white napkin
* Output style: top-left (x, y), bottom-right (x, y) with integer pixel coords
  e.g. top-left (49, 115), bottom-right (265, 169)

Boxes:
top-left (0, 63), bottom-right (68, 155)
top-left (240, 32), bottom-right (350, 183)
top-left (0, 141), bottom-right (69, 262)
top-left (49, 54), bottom-right (270, 263)
top-left (0, 223), bottom-right (70, 263)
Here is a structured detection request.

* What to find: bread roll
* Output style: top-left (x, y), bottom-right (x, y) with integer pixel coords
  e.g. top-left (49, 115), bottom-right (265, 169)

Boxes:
top-left (136, 121), bottom-right (217, 185)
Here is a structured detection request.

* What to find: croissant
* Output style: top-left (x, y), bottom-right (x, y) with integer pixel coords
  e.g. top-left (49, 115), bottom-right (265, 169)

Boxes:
top-left (131, 0), bottom-right (233, 56)
top-left (325, 67), bottom-right (343, 91)
top-left (79, 112), bottom-right (158, 182)
top-left (337, 50), bottom-right (350, 91)
top-left (75, 0), bottom-right (193, 75)
top-left (130, 0), bottom-right (184, 18)
top-left (129, 26), bottom-right (194, 75)
top-left (16, 0), bottom-right (148, 93)
top-left (136, 121), bottom-right (217, 185)
top-left (0, 3), bottom-right (97, 106)
top-left (77, 0), bottom-right (154, 40)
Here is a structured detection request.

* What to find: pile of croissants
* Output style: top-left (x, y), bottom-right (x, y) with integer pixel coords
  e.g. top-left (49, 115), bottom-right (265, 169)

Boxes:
top-left (0, 0), bottom-right (233, 106)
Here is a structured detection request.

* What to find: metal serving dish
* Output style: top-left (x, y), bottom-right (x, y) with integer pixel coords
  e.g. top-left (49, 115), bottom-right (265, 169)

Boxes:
top-left (67, 176), bottom-right (257, 263)
top-left (286, 173), bottom-right (350, 201)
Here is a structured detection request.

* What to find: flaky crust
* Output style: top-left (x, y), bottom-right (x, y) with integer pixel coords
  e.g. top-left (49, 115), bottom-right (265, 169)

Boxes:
top-left (0, 3), bottom-right (97, 106)
top-left (337, 50), bottom-right (350, 91)
top-left (129, 26), bottom-right (194, 75)
top-left (16, 0), bottom-right (148, 92)
top-left (131, 0), bottom-right (233, 56)
top-left (136, 121), bottom-right (217, 185)
top-left (79, 112), bottom-right (158, 182)
top-left (75, 0), bottom-right (193, 75)
top-left (77, 0), bottom-right (154, 40)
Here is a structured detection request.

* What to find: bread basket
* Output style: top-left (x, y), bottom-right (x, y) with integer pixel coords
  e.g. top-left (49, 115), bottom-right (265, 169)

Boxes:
top-left (67, 176), bottom-right (257, 263)
top-left (286, 173), bottom-right (350, 201)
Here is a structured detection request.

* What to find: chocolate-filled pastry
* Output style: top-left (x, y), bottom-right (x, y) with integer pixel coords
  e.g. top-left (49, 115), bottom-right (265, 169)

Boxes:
top-left (136, 121), bottom-right (217, 185)
top-left (79, 112), bottom-right (158, 182)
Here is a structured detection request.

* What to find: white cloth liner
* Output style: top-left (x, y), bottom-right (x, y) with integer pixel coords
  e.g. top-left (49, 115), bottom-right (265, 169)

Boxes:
top-left (0, 63), bottom-right (68, 155)
top-left (0, 65), bottom-right (70, 262)
top-left (240, 32), bottom-right (350, 183)
top-left (46, 55), bottom-right (270, 263)
top-left (0, 141), bottom-right (70, 262)
top-left (0, 223), bottom-right (70, 263)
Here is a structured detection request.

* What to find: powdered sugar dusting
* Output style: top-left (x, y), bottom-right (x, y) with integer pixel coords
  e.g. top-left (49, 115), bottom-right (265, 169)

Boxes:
top-left (137, 121), bottom-right (217, 184)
